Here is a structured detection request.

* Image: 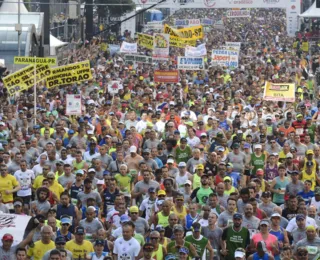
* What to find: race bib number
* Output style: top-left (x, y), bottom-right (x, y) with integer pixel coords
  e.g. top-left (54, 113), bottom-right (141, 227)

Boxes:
top-left (296, 128), bottom-right (304, 135)
top-left (307, 246), bottom-right (318, 255)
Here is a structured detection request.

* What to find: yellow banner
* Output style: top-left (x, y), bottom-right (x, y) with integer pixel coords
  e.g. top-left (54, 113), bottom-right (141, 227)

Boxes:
top-left (164, 24), bottom-right (203, 39)
top-left (100, 43), bottom-right (108, 52)
top-left (137, 33), bottom-right (154, 49)
top-left (263, 82), bottom-right (295, 102)
top-left (301, 42), bottom-right (309, 52)
top-left (46, 60), bottom-right (93, 88)
top-left (14, 56), bottom-right (57, 65)
top-left (169, 36), bottom-right (197, 48)
top-left (3, 65), bottom-right (52, 95)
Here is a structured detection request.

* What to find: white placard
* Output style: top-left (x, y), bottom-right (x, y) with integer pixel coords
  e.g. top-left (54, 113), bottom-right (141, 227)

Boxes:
top-left (153, 33), bottom-right (170, 61)
top-left (108, 81), bottom-right (123, 95)
top-left (0, 214), bottom-right (31, 246)
top-left (120, 42), bottom-right (137, 53)
top-left (225, 42), bottom-right (241, 50)
top-left (185, 44), bottom-right (207, 57)
top-left (227, 9), bottom-right (251, 18)
top-left (66, 94), bottom-right (82, 116)
top-left (177, 57), bottom-right (205, 70)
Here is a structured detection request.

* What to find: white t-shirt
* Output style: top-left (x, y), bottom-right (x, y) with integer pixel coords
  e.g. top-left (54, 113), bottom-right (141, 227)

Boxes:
top-left (139, 198), bottom-right (156, 222)
top-left (113, 237), bottom-right (141, 260)
top-left (14, 169), bottom-right (35, 196)
top-left (31, 164), bottom-right (43, 177)
top-left (286, 216), bottom-right (318, 233)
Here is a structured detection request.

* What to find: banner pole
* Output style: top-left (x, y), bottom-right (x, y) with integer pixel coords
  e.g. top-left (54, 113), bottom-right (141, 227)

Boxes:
top-left (34, 56), bottom-right (37, 125)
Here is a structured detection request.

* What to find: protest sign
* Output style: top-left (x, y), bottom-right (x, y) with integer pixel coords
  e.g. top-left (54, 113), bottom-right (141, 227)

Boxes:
top-left (124, 55), bottom-right (153, 64)
top-left (185, 44), bottom-right (207, 57)
top-left (120, 42), bottom-right (138, 53)
top-left (177, 57), bottom-right (205, 70)
top-left (137, 33), bottom-right (154, 49)
top-left (227, 9), bottom-right (251, 18)
top-left (263, 82), bottom-right (295, 102)
top-left (153, 33), bottom-right (170, 61)
top-left (108, 81), bottom-right (123, 95)
top-left (212, 49), bottom-right (239, 68)
top-left (66, 94), bottom-right (82, 116)
top-left (109, 44), bottom-right (120, 55)
top-left (174, 19), bottom-right (201, 27)
top-left (46, 60), bottom-right (93, 88)
top-left (302, 42), bottom-right (309, 52)
top-left (3, 64), bottom-right (52, 95)
top-left (213, 20), bottom-right (225, 30)
top-left (0, 214), bottom-right (31, 246)
top-left (225, 42), bottom-right (241, 50)
top-left (144, 21), bottom-right (163, 31)
top-left (164, 24), bottom-right (203, 40)
top-left (154, 70), bottom-right (179, 83)
top-left (169, 36), bottom-right (197, 48)
top-left (14, 56), bottom-right (57, 66)
top-left (201, 18), bottom-right (214, 26)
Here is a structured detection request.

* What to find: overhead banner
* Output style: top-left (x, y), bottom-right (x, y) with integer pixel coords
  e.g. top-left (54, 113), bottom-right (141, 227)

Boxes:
top-left (211, 49), bottom-right (239, 68)
top-left (263, 82), bottom-right (295, 102)
top-left (164, 24), bottom-right (203, 40)
top-left (177, 57), bottom-right (205, 70)
top-left (3, 64), bottom-right (52, 95)
top-left (153, 33), bottom-right (170, 61)
top-left (174, 19), bottom-right (201, 27)
top-left (185, 44), bottom-right (207, 57)
top-left (201, 18), bottom-right (214, 26)
top-left (169, 36), bottom-right (197, 48)
top-left (66, 94), bottom-right (82, 116)
top-left (227, 9), bottom-right (251, 18)
top-left (46, 60), bottom-right (93, 88)
top-left (0, 214), bottom-right (31, 246)
top-left (225, 42), bottom-right (241, 50)
top-left (14, 56), bottom-right (57, 65)
top-left (120, 41), bottom-right (138, 53)
top-left (124, 54), bottom-right (153, 64)
top-left (154, 70), bottom-right (179, 83)
top-left (137, 33), bottom-right (154, 49)
top-left (144, 21), bottom-right (163, 31)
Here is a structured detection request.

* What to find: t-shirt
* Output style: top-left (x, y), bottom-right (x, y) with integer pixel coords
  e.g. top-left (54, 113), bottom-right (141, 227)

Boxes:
top-left (58, 174), bottom-right (75, 188)
top-left (133, 180), bottom-right (160, 203)
top-left (217, 211), bottom-right (234, 228)
top-left (77, 191), bottom-right (102, 207)
top-left (113, 237), bottom-right (141, 260)
top-left (0, 244), bottom-right (18, 260)
top-left (65, 239), bottom-right (94, 259)
top-left (48, 181), bottom-right (64, 199)
top-left (0, 174), bottom-right (19, 203)
top-left (79, 219), bottom-right (104, 241)
top-left (139, 198), bottom-right (156, 222)
top-left (295, 237), bottom-right (320, 259)
top-left (221, 226), bottom-right (250, 260)
top-left (14, 169), bottom-right (35, 196)
top-left (114, 173), bottom-right (134, 195)
top-left (201, 226), bottom-right (223, 260)
top-left (27, 240), bottom-right (55, 260)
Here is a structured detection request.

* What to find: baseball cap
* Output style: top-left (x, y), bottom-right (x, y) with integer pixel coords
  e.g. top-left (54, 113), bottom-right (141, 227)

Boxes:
top-left (55, 236), bottom-right (66, 244)
top-left (256, 169), bottom-right (264, 176)
top-left (271, 213), bottom-right (281, 218)
top-left (286, 153), bottom-right (293, 158)
top-left (178, 162), bottom-right (186, 168)
top-left (167, 159), bottom-right (174, 164)
top-left (261, 191), bottom-right (271, 197)
top-left (307, 150), bottom-right (314, 155)
top-left (185, 180), bottom-right (192, 186)
top-left (224, 176), bottom-right (232, 182)
top-left (13, 201), bottom-right (22, 207)
top-left (179, 247), bottom-right (189, 255)
top-left (130, 206), bottom-right (139, 213)
top-left (95, 239), bottom-right (105, 246)
top-left (196, 164), bottom-right (204, 170)
top-left (191, 222), bottom-right (201, 232)
top-left (120, 215), bottom-right (130, 223)
top-left (233, 143), bottom-right (240, 149)
top-left (60, 217), bottom-right (72, 225)
top-left (234, 250), bottom-right (245, 258)
top-left (259, 219), bottom-right (270, 226)
top-left (233, 213), bottom-right (242, 219)
top-left (75, 226), bottom-right (85, 235)
top-left (296, 214), bottom-right (305, 221)
top-left (97, 180), bottom-right (104, 185)
top-left (254, 144), bottom-right (262, 149)
top-left (129, 146), bottom-right (137, 153)
top-left (88, 168), bottom-right (96, 173)
top-left (158, 190), bottom-right (166, 196)
top-left (47, 172), bottom-right (55, 178)
top-left (155, 225), bottom-right (165, 232)
top-left (148, 187), bottom-right (156, 193)
top-left (243, 143), bottom-right (250, 149)
top-left (2, 234), bottom-right (13, 241)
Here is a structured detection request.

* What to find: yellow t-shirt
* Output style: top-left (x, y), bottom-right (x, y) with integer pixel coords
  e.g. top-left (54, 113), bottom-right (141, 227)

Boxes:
top-left (114, 173), bottom-right (133, 193)
top-left (65, 239), bottom-right (94, 258)
top-left (27, 240), bottom-right (55, 260)
top-left (48, 181), bottom-right (64, 199)
top-left (33, 175), bottom-right (45, 190)
top-left (0, 174), bottom-right (19, 203)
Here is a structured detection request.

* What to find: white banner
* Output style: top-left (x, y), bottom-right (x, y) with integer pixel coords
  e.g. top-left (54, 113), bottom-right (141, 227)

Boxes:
top-left (108, 81), bottom-right (123, 95)
top-left (144, 21), bottom-right (163, 31)
top-left (66, 94), bottom-right (82, 116)
top-left (174, 19), bottom-right (201, 27)
top-left (212, 49), bottom-right (239, 68)
top-left (177, 57), bottom-right (205, 70)
top-left (0, 214), bottom-right (31, 246)
top-left (153, 33), bottom-right (170, 61)
top-left (185, 44), bottom-right (207, 57)
top-left (120, 42), bottom-right (137, 53)
top-left (225, 42), bottom-right (241, 50)
top-left (227, 9), bottom-right (251, 18)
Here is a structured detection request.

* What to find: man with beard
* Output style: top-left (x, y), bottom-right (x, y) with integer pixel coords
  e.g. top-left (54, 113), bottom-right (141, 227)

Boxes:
top-left (31, 187), bottom-right (51, 216)
top-left (241, 204), bottom-right (260, 239)
top-left (189, 174), bottom-right (215, 206)
top-left (221, 213), bottom-right (250, 260)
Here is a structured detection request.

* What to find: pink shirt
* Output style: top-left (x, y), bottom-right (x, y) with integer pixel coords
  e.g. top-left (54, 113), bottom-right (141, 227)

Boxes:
top-left (252, 233), bottom-right (278, 255)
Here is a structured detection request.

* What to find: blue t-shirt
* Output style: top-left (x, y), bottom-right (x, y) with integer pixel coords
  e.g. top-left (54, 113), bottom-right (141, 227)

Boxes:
top-left (297, 190), bottom-right (314, 205)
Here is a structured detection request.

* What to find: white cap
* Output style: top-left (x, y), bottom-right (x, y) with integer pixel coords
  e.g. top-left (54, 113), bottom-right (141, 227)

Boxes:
top-left (130, 146), bottom-right (137, 153)
top-left (87, 130), bottom-right (94, 135)
top-left (200, 133), bottom-right (207, 137)
top-left (97, 180), bottom-right (104, 185)
top-left (178, 162), bottom-right (186, 167)
top-left (271, 213), bottom-right (281, 218)
top-left (167, 159), bottom-right (174, 164)
top-left (234, 251), bottom-right (245, 258)
top-left (255, 144), bottom-right (262, 149)
top-left (185, 180), bottom-right (192, 185)
top-left (237, 130), bottom-right (243, 134)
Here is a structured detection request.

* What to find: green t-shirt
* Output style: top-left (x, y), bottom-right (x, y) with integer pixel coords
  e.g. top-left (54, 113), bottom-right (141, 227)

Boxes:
top-left (251, 153), bottom-right (265, 176)
top-left (185, 235), bottom-right (208, 258)
top-left (114, 173), bottom-right (134, 195)
top-left (221, 226), bottom-right (250, 260)
top-left (196, 187), bottom-right (214, 206)
top-left (175, 146), bottom-right (192, 163)
top-left (167, 241), bottom-right (194, 259)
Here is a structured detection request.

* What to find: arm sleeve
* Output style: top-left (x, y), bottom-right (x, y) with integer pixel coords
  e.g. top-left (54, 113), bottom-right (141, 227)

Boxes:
top-left (190, 188), bottom-right (200, 201)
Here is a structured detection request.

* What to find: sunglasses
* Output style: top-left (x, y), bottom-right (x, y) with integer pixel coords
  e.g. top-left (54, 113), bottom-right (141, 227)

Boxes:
top-left (150, 237), bottom-right (159, 240)
top-left (176, 199), bottom-right (184, 202)
top-left (130, 212), bottom-right (138, 214)
top-left (62, 223), bottom-right (70, 226)
top-left (56, 243), bottom-right (66, 246)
